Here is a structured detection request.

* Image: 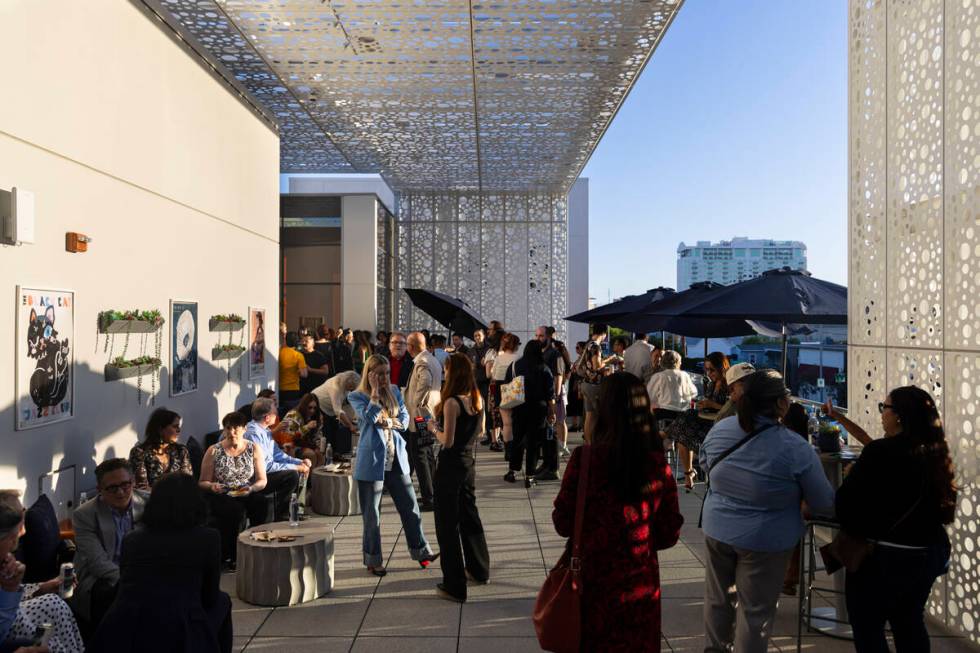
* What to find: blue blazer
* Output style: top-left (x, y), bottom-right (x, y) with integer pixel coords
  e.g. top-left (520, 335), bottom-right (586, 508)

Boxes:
top-left (349, 387), bottom-right (411, 482)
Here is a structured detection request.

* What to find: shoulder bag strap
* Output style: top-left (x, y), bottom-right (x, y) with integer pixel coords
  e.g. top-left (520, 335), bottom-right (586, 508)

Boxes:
top-left (570, 445), bottom-right (591, 590)
top-left (698, 424), bottom-right (775, 527)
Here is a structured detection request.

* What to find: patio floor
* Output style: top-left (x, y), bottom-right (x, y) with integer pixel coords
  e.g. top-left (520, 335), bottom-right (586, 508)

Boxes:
top-left (225, 433), bottom-right (978, 652)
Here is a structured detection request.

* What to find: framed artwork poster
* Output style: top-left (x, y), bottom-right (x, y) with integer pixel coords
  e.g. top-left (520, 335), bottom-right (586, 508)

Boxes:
top-left (15, 286), bottom-right (74, 430)
top-left (170, 300), bottom-right (198, 396)
top-left (248, 307), bottom-right (266, 380)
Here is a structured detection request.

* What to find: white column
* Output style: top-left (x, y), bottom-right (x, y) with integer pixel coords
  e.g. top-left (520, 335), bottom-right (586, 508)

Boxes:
top-left (566, 178), bottom-right (589, 345)
top-left (341, 195), bottom-right (378, 330)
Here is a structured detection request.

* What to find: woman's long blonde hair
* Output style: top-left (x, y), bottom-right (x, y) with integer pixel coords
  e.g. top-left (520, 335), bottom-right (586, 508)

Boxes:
top-left (356, 354), bottom-right (398, 416)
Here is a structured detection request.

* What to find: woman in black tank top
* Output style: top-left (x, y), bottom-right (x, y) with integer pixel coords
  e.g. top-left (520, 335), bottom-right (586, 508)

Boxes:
top-left (428, 354), bottom-right (492, 602)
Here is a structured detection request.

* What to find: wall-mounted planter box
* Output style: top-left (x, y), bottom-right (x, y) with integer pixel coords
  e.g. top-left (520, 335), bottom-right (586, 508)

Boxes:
top-left (99, 320), bottom-right (161, 334)
top-left (209, 319), bottom-right (245, 332)
top-left (212, 347), bottom-right (245, 361)
top-left (104, 363), bottom-right (161, 381)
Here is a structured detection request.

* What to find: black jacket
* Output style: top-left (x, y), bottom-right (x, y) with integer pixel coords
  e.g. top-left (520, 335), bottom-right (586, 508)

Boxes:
top-left (91, 525), bottom-right (231, 653)
top-left (386, 352), bottom-right (414, 390)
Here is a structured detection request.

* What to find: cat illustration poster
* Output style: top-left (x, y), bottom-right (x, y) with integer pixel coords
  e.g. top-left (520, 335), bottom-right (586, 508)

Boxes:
top-left (171, 300), bottom-right (198, 396)
top-left (16, 287), bottom-right (74, 430)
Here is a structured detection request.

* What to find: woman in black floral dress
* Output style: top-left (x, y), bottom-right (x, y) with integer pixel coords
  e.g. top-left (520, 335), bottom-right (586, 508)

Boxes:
top-left (664, 352), bottom-right (730, 491)
top-left (129, 407), bottom-right (193, 491)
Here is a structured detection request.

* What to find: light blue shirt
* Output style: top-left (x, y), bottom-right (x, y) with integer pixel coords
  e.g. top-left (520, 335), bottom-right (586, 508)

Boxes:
top-left (349, 388), bottom-right (411, 483)
top-left (432, 349), bottom-right (449, 366)
top-left (109, 502), bottom-right (134, 563)
top-left (0, 587), bottom-right (22, 643)
top-left (699, 416), bottom-right (835, 552)
top-left (244, 420), bottom-right (301, 473)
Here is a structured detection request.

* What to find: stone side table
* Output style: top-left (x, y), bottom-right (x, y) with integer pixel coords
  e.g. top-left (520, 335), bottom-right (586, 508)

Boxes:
top-left (310, 466), bottom-right (361, 516)
top-left (236, 522), bottom-right (334, 606)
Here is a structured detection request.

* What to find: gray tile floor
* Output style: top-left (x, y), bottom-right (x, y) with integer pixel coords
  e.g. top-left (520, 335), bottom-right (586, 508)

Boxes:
top-left (225, 434), bottom-right (978, 652)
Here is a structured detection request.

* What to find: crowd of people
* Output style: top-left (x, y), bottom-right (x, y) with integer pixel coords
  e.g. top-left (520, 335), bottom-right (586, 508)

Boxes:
top-left (0, 321), bottom-right (958, 653)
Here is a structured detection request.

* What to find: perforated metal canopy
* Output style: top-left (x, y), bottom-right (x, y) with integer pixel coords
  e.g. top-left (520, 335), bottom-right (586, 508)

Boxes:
top-left (154, 0), bottom-right (682, 191)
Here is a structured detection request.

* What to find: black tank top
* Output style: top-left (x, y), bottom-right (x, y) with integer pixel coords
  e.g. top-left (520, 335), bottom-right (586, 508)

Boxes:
top-left (443, 396), bottom-right (479, 457)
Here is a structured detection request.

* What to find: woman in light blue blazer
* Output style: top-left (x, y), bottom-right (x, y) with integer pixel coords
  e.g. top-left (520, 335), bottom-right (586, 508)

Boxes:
top-left (350, 354), bottom-right (438, 576)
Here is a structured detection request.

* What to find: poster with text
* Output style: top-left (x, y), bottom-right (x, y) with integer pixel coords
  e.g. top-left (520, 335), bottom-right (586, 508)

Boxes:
top-left (248, 307), bottom-right (266, 380)
top-left (171, 300), bottom-right (198, 396)
top-left (16, 287), bottom-right (74, 430)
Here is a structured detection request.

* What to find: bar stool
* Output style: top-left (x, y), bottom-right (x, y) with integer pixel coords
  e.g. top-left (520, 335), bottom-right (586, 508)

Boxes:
top-left (796, 517), bottom-right (854, 652)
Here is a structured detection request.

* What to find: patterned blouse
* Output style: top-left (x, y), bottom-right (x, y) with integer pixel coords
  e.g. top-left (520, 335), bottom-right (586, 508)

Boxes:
top-left (129, 442), bottom-right (192, 490)
top-left (279, 409), bottom-right (322, 447)
top-left (210, 441), bottom-right (256, 488)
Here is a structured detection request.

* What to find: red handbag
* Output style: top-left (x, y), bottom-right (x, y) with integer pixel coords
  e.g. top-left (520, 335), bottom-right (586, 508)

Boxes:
top-left (533, 445), bottom-right (590, 653)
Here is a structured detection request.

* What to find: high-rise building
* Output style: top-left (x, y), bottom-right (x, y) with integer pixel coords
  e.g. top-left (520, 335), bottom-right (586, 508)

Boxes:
top-left (676, 237), bottom-right (807, 290)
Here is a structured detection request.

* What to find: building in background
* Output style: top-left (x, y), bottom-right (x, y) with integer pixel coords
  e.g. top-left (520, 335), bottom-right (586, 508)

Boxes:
top-left (676, 237), bottom-right (807, 290)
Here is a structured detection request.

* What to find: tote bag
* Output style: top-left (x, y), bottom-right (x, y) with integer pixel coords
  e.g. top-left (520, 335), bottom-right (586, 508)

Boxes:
top-left (533, 445), bottom-right (590, 652)
top-left (499, 362), bottom-right (525, 409)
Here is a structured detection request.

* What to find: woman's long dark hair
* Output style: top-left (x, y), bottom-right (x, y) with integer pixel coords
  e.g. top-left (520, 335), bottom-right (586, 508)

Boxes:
top-left (593, 373), bottom-right (660, 501)
top-left (144, 408), bottom-right (180, 447)
top-left (736, 370), bottom-right (789, 432)
top-left (706, 351), bottom-right (731, 394)
top-left (141, 473), bottom-right (207, 531)
top-left (888, 386), bottom-right (957, 524)
top-left (521, 339), bottom-right (545, 366)
top-left (436, 353), bottom-right (482, 419)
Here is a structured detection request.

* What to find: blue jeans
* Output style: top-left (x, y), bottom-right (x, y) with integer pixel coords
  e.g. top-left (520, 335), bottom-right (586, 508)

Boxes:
top-left (845, 535), bottom-right (951, 653)
top-left (356, 459), bottom-right (433, 567)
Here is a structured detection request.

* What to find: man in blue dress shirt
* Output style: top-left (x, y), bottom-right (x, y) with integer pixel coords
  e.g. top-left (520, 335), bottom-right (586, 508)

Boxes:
top-left (245, 397), bottom-right (312, 521)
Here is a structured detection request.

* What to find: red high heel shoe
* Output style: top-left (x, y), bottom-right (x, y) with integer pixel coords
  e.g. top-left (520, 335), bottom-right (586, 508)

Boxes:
top-left (418, 553), bottom-right (440, 569)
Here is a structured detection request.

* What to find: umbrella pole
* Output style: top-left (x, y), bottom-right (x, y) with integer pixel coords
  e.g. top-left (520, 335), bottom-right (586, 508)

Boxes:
top-left (704, 338), bottom-right (708, 360)
top-left (781, 324), bottom-right (789, 379)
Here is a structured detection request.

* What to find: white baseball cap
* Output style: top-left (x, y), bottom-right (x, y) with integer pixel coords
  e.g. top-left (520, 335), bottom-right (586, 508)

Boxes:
top-left (726, 362), bottom-right (755, 385)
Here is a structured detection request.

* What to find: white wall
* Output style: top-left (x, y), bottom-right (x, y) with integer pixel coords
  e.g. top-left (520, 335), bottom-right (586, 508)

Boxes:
top-left (284, 174), bottom-right (395, 215)
top-left (341, 195), bottom-right (379, 330)
top-left (566, 178), bottom-right (589, 345)
top-left (0, 0), bottom-right (280, 501)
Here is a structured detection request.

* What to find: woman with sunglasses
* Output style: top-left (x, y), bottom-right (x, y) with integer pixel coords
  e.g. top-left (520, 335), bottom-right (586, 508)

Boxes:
top-left (129, 408), bottom-right (193, 491)
top-left (824, 388), bottom-right (956, 652)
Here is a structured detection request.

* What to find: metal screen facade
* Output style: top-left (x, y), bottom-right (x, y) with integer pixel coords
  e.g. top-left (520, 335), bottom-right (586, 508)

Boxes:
top-left (395, 192), bottom-right (568, 346)
top-left (849, 0), bottom-right (979, 641)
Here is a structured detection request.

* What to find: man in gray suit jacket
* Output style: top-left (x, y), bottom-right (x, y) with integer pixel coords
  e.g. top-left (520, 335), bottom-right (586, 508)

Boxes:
top-left (404, 332), bottom-right (442, 511)
top-left (72, 458), bottom-right (145, 627)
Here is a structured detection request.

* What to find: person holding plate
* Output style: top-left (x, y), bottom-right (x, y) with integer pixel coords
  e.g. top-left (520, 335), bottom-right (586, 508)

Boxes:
top-left (199, 412), bottom-right (269, 569)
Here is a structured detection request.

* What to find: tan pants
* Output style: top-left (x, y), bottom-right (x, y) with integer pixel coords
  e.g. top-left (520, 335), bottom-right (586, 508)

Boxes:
top-left (703, 535), bottom-right (792, 653)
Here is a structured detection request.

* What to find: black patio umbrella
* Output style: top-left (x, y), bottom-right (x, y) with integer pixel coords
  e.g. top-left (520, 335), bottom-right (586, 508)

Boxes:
top-left (403, 288), bottom-right (489, 336)
top-left (636, 269), bottom-right (847, 375)
top-left (607, 282), bottom-right (757, 339)
top-left (565, 287), bottom-right (675, 324)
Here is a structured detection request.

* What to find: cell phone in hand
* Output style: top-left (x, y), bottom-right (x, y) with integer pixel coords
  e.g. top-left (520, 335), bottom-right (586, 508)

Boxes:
top-left (33, 622), bottom-right (53, 647)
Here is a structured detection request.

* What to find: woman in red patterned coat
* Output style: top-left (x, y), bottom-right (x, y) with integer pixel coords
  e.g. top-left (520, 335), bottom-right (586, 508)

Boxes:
top-left (552, 372), bottom-right (683, 652)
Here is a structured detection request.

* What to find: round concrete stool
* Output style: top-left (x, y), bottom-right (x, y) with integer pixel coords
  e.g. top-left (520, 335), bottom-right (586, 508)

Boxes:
top-left (310, 466), bottom-right (361, 516)
top-left (236, 522), bottom-right (334, 606)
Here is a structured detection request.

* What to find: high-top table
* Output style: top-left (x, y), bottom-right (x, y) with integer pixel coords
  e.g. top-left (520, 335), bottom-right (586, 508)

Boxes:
top-left (310, 465), bottom-right (361, 516)
top-left (236, 522), bottom-right (334, 606)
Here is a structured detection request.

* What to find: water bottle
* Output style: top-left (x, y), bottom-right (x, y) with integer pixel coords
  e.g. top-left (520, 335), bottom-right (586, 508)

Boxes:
top-left (59, 563), bottom-right (75, 599)
top-left (325, 443), bottom-right (333, 466)
top-left (288, 493), bottom-right (300, 527)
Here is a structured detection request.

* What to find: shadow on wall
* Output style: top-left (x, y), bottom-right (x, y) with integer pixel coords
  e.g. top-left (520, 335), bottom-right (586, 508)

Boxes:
top-left (5, 350), bottom-right (276, 504)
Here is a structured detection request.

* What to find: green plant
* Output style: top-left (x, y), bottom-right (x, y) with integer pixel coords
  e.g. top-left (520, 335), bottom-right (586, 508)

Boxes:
top-left (211, 313), bottom-right (244, 323)
top-left (215, 344), bottom-right (245, 352)
top-left (98, 309), bottom-right (165, 330)
top-left (109, 355), bottom-right (161, 368)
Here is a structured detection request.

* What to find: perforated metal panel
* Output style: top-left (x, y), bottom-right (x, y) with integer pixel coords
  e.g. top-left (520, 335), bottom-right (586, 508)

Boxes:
top-left (397, 192), bottom-right (567, 346)
top-left (849, 0), bottom-right (980, 643)
top-left (152, 0), bottom-right (682, 192)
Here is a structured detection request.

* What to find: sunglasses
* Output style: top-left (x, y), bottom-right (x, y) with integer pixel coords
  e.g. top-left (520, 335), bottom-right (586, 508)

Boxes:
top-left (101, 481), bottom-right (133, 494)
top-left (878, 402), bottom-right (893, 414)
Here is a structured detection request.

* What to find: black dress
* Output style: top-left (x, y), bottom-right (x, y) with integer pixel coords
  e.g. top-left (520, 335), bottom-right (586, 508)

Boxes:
top-left (433, 397), bottom-right (491, 600)
top-left (90, 525), bottom-right (232, 653)
top-left (509, 360), bottom-right (555, 475)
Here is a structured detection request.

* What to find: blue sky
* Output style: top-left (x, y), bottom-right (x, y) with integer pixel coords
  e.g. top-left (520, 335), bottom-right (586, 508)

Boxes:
top-left (580, 0), bottom-right (847, 303)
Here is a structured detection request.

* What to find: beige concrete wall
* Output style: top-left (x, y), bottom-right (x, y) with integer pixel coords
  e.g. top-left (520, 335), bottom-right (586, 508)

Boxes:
top-left (0, 0), bottom-right (280, 500)
top-left (341, 195), bottom-right (379, 330)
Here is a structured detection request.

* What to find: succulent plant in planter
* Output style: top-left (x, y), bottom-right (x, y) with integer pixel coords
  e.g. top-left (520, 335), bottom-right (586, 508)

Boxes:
top-left (209, 313), bottom-right (245, 331)
top-left (101, 309), bottom-right (165, 406)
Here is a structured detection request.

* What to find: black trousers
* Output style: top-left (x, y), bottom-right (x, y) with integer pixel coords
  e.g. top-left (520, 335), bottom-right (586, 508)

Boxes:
top-left (323, 414), bottom-right (353, 456)
top-left (206, 491), bottom-right (270, 562)
top-left (406, 429), bottom-right (436, 505)
top-left (845, 538), bottom-right (950, 653)
top-left (433, 452), bottom-right (490, 599)
top-left (510, 404), bottom-right (548, 474)
top-left (89, 576), bottom-right (119, 634)
top-left (259, 470), bottom-right (300, 521)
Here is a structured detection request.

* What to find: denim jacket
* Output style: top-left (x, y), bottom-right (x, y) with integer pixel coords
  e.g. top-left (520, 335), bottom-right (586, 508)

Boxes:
top-left (350, 387), bottom-right (411, 482)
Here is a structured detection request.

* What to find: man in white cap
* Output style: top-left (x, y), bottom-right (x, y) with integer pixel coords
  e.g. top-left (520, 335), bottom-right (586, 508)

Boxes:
top-left (714, 362), bottom-right (756, 422)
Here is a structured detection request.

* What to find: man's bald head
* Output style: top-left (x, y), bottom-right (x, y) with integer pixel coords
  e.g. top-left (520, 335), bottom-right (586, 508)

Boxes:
top-left (407, 332), bottom-right (426, 356)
